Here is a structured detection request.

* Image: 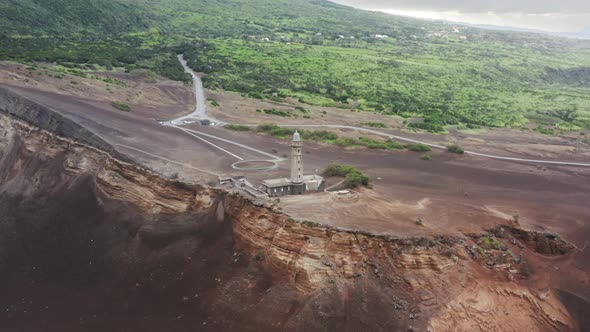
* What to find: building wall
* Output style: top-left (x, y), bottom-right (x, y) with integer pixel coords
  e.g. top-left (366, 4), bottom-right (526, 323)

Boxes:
top-left (265, 185), bottom-right (292, 197)
top-left (291, 183), bottom-right (306, 195)
top-left (291, 141), bottom-right (303, 184)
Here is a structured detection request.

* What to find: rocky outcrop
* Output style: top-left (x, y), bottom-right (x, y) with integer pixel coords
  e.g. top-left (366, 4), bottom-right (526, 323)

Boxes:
top-left (506, 226), bottom-right (576, 255)
top-left (228, 197), bottom-right (460, 293)
top-left (430, 285), bottom-right (572, 331)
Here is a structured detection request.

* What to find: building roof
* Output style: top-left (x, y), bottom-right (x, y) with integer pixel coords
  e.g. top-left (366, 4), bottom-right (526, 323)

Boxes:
top-left (302, 174), bottom-right (323, 182)
top-left (262, 178), bottom-right (292, 188)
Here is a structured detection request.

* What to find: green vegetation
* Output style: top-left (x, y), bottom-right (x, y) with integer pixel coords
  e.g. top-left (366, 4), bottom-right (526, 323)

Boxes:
top-left (111, 101), bottom-right (130, 112)
top-left (261, 108), bottom-right (292, 117)
top-left (323, 164), bottom-right (370, 188)
top-left (421, 153), bottom-right (432, 161)
top-left (404, 143), bottom-right (431, 152)
top-left (534, 126), bottom-right (556, 135)
top-left (480, 235), bottom-right (506, 251)
top-left (207, 98), bottom-right (220, 107)
top-left (295, 106), bottom-right (310, 114)
top-left (447, 144), bottom-right (465, 154)
top-left (361, 122), bottom-right (387, 128)
top-left (2, 0), bottom-right (590, 131)
top-left (224, 124), bottom-right (251, 131)
top-left (256, 124), bottom-right (405, 151)
top-left (256, 124), bottom-right (294, 138)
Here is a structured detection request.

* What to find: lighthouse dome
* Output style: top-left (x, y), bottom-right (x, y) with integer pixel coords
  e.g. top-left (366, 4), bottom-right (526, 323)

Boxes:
top-left (292, 130), bottom-right (301, 142)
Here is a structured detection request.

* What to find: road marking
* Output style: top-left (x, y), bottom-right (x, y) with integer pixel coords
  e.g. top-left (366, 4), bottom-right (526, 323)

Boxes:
top-left (180, 129), bottom-right (244, 161)
top-left (115, 144), bottom-right (219, 176)
top-left (181, 127), bottom-right (284, 161)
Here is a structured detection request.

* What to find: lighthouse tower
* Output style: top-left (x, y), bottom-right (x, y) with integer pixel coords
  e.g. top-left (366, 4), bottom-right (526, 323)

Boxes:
top-left (290, 131), bottom-right (306, 194)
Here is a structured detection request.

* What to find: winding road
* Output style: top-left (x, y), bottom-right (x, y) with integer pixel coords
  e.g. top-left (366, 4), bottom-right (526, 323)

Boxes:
top-left (167, 55), bottom-right (590, 168)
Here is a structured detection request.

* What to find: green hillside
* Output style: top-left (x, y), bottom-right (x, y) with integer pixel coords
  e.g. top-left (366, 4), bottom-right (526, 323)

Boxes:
top-left (1, 0), bottom-right (589, 131)
top-left (0, 0), bottom-right (145, 35)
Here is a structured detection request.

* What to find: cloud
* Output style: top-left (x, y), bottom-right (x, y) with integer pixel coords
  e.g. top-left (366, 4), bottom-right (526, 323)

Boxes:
top-left (331, 0), bottom-right (590, 31)
top-left (333, 0), bottom-right (590, 15)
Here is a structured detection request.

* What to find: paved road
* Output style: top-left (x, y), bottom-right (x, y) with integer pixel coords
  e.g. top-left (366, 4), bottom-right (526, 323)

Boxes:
top-left (164, 55), bottom-right (223, 126)
top-left (168, 55), bottom-right (590, 168)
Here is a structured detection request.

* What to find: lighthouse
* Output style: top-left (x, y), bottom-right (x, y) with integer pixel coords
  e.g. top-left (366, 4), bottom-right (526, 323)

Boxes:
top-left (261, 130), bottom-right (325, 197)
top-left (290, 131), bottom-right (306, 194)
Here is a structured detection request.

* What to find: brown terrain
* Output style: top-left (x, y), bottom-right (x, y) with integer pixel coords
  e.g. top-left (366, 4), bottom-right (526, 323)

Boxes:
top-left (0, 62), bottom-right (589, 331)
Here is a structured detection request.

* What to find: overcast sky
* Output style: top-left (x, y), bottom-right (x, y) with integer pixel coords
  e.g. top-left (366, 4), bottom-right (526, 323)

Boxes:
top-left (331, 0), bottom-right (590, 32)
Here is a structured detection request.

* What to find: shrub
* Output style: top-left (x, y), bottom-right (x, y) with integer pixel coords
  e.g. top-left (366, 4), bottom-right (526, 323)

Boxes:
top-left (257, 124), bottom-right (294, 138)
top-left (295, 106), bottom-right (310, 113)
top-left (408, 122), bottom-right (445, 133)
top-left (447, 144), bottom-right (464, 154)
top-left (421, 153), bottom-right (432, 160)
top-left (334, 137), bottom-right (358, 147)
top-left (323, 164), bottom-right (370, 188)
top-left (111, 101), bottom-right (130, 112)
top-left (534, 126), bottom-right (555, 135)
top-left (405, 143), bottom-right (431, 152)
top-left (345, 171), bottom-right (370, 188)
top-left (323, 164), bottom-right (358, 177)
top-left (224, 124), bottom-right (251, 131)
top-left (263, 108), bottom-right (292, 117)
top-left (359, 137), bottom-right (403, 150)
top-left (303, 130), bottom-right (338, 141)
top-left (361, 122), bottom-right (387, 128)
top-left (207, 98), bottom-right (220, 107)
top-left (248, 91), bottom-right (264, 99)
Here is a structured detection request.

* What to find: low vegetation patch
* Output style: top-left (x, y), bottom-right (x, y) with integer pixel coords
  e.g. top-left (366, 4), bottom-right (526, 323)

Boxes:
top-left (295, 106), bottom-right (310, 114)
top-left (224, 124), bottom-right (251, 131)
top-left (404, 143), bottom-right (431, 152)
top-left (323, 164), bottom-right (370, 188)
top-left (534, 126), bottom-right (555, 135)
top-left (207, 98), bottom-right (220, 107)
top-left (111, 101), bottom-right (130, 112)
top-left (261, 108), bottom-right (292, 117)
top-left (257, 124), bottom-right (411, 152)
top-left (421, 153), bottom-right (432, 160)
top-left (447, 144), bottom-right (465, 154)
top-left (361, 122), bottom-right (387, 128)
top-left (480, 235), bottom-right (506, 251)
top-left (408, 121), bottom-right (445, 133)
top-left (256, 124), bottom-right (294, 138)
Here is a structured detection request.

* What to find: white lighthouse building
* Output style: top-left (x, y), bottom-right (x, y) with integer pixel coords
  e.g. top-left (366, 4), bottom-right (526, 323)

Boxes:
top-left (262, 131), bottom-right (325, 197)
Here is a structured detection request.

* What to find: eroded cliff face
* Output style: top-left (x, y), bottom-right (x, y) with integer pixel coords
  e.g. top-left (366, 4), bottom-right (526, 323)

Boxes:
top-left (0, 113), bottom-right (584, 331)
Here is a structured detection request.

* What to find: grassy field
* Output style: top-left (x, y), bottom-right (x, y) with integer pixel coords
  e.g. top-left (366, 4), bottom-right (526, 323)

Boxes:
top-left (1, 0), bottom-right (589, 131)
